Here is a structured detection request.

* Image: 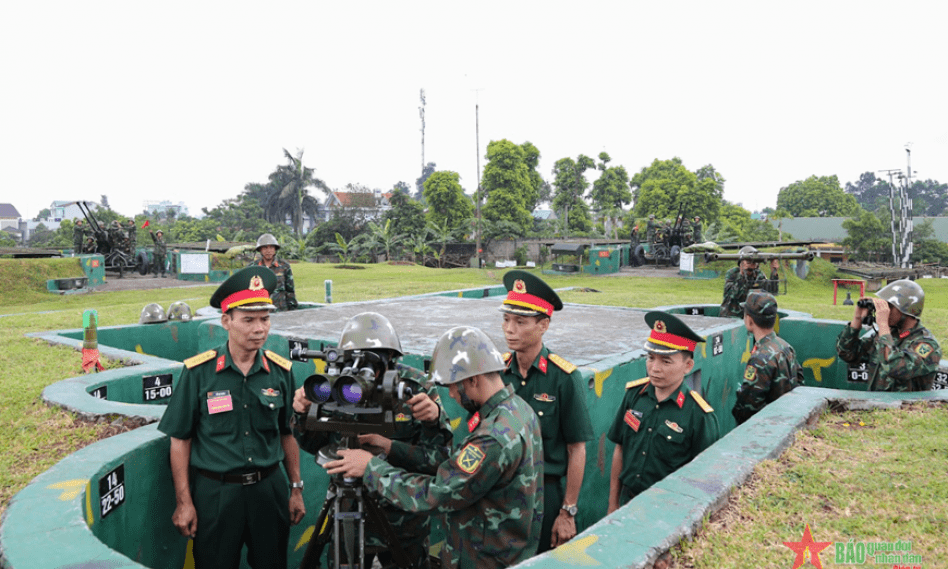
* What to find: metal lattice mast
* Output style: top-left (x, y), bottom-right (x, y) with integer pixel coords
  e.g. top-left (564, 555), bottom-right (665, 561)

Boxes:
top-left (419, 89), bottom-right (426, 177)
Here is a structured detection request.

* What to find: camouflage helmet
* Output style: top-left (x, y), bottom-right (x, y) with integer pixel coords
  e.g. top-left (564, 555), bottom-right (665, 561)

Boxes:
top-left (338, 312), bottom-right (402, 356)
top-left (167, 301), bottom-right (193, 322)
top-left (139, 303), bottom-right (167, 324)
top-left (429, 326), bottom-right (505, 386)
top-left (742, 291), bottom-right (778, 324)
top-left (255, 233), bottom-right (280, 251)
top-left (875, 279), bottom-right (925, 319)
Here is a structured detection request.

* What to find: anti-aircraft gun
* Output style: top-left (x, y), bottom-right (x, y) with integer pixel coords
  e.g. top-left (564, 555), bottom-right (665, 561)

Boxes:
top-left (637, 203), bottom-right (691, 266)
top-left (72, 201), bottom-right (145, 277)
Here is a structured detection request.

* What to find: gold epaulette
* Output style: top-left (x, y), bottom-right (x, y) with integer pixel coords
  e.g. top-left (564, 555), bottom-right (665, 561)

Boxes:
top-left (549, 353), bottom-right (577, 374)
top-left (184, 350), bottom-right (216, 369)
top-left (626, 377), bottom-right (650, 390)
top-left (264, 350), bottom-right (292, 371)
top-left (690, 391), bottom-right (714, 413)
top-left (503, 352), bottom-right (512, 362)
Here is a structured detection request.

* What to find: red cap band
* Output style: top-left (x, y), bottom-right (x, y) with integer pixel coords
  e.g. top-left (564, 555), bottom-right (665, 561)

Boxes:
top-left (647, 330), bottom-right (698, 352)
top-left (221, 289), bottom-right (272, 313)
top-left (504, 291), bottom-right (555, 316)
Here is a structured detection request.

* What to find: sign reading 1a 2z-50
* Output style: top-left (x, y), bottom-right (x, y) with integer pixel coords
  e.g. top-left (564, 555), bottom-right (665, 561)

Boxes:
top-left (143, 374), bottom-right (173, 401)
top-left (99, 464), bottom-right (125, 518)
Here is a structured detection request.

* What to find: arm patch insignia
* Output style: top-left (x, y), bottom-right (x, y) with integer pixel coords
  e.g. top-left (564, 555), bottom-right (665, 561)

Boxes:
top-left (743, 365), bottom-right (757, 382)
top-left (626, 377), bottom-right (650, 390)
top-left (184, 350), bottom-right (217, 369)
top-left (690, 391), bottom-right (714, 413)
top-left (549, 353), bottom-right (577, 374)
top-left (264, 350), bottom-right (292, 371)
top-left (456, 443), bottom-right (486, 474)
top-left (915, 343), bottom-right (933, 358)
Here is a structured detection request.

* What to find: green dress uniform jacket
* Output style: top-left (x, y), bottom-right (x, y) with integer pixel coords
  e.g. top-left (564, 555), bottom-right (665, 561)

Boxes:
top-left (836, 323), bottom-right (942, 392)
top-left (607, 379), bottom-right (718, 503)
top-left (363, 385), bottom-right (543, 569)
top-left (732, 332), bottom-right (804, 424)
top-left (502, 346), bottom-right (593, 551)
top-left (248, 258), bottom-right (298, 311)
top-left (158, 345), bottom-right (295, 569)
top-left (294, 364), bottom-right (453, 565)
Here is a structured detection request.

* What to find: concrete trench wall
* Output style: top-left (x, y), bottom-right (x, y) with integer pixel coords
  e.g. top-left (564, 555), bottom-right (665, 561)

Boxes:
top-left (5, 291), bottom-right (947, 569)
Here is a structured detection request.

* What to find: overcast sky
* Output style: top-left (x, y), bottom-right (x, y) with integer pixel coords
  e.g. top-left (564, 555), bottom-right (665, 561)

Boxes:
top-left (2, 1), bottom-right (946, 221)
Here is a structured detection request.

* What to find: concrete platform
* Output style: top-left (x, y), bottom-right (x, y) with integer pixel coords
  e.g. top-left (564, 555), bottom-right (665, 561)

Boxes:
top-left (270, 296), bottom-right (736, 366)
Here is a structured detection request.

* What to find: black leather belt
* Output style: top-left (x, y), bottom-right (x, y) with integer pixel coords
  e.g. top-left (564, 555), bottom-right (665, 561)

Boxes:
top-left (196, 463), bottom-right (279, 485)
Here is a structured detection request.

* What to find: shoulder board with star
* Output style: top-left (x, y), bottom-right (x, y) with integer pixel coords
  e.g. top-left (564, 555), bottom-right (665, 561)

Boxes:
top-left (690, 391), bottom-right (714, 413)
top-left (503, 352), bottom-right (512, 362)
top-left (626, 377), bottom-right (650, 390)
top-left (184, 350), bottom-right (217, 369)
top-left (264, 350), bottom-right (292, 371)
top-left (549, 353), bottom-right (577, 374)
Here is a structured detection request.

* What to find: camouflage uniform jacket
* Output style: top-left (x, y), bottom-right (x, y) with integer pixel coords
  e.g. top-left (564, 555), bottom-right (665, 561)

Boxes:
top-left (73, 224), bottom-right (86, 251)
top-left (646, 219), bottom-right (659, 245)
top-left (150, 231), bottom-right (167, 257)
top-left (732, 332), bottom-right (804, 424)
top-left (294, 364), bottom-right (453, 554)
top-left (692, 221), bottom-right (702, 243)
top-left (248, 258), bottom-right (297, 311)
top-left (719, 266), bottom-right (775, 317)
top-left (836, 323), bottom-right (942, 392)
top-left (363, 384), bottom-right (544, 569)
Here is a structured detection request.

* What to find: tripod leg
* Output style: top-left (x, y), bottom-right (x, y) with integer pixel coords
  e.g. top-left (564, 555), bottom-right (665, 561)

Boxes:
top-left (300, 485), bottom-right (337, 569)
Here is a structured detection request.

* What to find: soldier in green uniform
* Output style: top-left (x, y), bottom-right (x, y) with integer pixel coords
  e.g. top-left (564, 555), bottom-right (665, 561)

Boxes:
top-left (607, 312), bottom-right (719, 511)
top-left (692, 216), bottom-right (702, 243)
top-left (291, 312), bottom-right (453, 569)
top-left (646, 214), bottom-right (658, 247)
top-left (719, 246), bottom-right (779, 317)
top-left (73, 219), bottom-right (86, 254)
top-left (732, 292), bottom-right (803, 425)
top-left (499, 270), bottom-right (593, 552)
top-left (158, 266), bottom-right (305, 569)
top-left (836, 279), bottom-right (942, 391)
top-left (248, 233), bottom-right (297, 311)
top-left (324, 326), bottom-right (544, 569)
top-left (125, 219), bottom-right (137, 254)
top-left (150, 229), bottom-right (167, 278)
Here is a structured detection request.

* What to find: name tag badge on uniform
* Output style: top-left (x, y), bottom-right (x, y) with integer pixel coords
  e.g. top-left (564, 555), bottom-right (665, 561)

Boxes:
top-left (207, 390), bottom-right (233, 414)
top-left (665, 420), bottom-right (683, 434)
top-left (624, 409), bottom-right (641, 432)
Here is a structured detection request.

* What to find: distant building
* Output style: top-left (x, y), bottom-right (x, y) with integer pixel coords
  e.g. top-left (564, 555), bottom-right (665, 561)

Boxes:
top-left (143, 200), bottom-right (190, 218)
top-left (39, 200), bottom-right (102, 224)
top-left (0, 203), bottom-right (21, 232)
top-left (532, 209), bottom-right (558, 221)
top-left (322, 190), bottom-right (392, 221)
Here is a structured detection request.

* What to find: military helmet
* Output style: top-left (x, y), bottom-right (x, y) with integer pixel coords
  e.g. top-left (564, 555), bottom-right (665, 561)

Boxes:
top-left (738, 245), bottom-right (758, 258)
top-left (875, 279), bottom-right (925, 318)
top-left (338, 312), bottom-right (403, 356)
top-left (256, 233), bottom-right (280, 251)
top-left (429, 326), bottom-right (505, 386)
top-left (167, 301), bottom-right (193, 322)
top-left (139, 303), bottom-right (167, 324)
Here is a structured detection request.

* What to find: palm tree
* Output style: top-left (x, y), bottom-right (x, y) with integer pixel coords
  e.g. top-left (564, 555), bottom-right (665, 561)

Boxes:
top-left (426, 219), bottom-right (456, 268)
top-left (265, 149), bottom-right (330, 239)
top-left (367, 219), bottom-right (404, 262)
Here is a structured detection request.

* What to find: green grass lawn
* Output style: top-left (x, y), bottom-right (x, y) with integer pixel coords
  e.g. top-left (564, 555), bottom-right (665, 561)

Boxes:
top-left (2, 258), bottom-right (946, 543)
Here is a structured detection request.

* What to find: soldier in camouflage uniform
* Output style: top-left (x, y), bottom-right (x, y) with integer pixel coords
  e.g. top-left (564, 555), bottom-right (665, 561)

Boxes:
top-left (719, 246), bottom-right (780, 317)
top-left (125, 219), bottom-right (137, 254)
top-left (499, 270), bottom-right (593, 552)
top-left (646, 214), bottom-right (658, 247)
top-left (607, 312), bottom-right (719, 511)
top-left (836, 279), bottom-right (942, 391)
top-left (150, 229), bottom-right (167, 277)
top-left (732, 292), bottom-right (803, 425)
top-left (692, 216), bottom-right (702, 243)
top-left (292, 312), bottom-right (453, 569)
top-left (73, 219), bottom-right (86, 254)
top-left (325, 326), bottom-right (544, 569)
top-left (248, 233), bottom-right (298, 311)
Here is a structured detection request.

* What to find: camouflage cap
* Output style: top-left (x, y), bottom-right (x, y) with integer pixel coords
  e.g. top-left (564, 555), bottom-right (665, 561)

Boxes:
top-left (338, 312), bottom-right (403, 356)
top-left (429, 326), bottom-right (506, 386)
top-left (742, 291), bottom-right (778, 320)
top-left (643, 311), bottom-right (705, 354)
top-left (210, 266), bottom-right (277, 313)
top-left (500, 270), bottom-right (562, 317)
top-left (875, 279), bottom-right (924, 318)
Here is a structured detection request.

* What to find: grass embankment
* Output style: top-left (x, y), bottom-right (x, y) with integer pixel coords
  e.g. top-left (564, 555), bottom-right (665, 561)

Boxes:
top-left (673, 403), bottom-right (948, 568)
top-left (1, 258), bottom-right (946, 535)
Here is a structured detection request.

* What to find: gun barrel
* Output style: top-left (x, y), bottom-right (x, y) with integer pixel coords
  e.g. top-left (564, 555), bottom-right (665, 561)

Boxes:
top-left (703, 252), bottom-right (816, 262)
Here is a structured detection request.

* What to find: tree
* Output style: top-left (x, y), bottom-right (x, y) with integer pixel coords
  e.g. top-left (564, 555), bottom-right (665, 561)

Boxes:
top-left (706, 202), bottom-right (778, 243)
top-left (551, 154), bottom-right (595, 235)
top-left (366, 219), bottom-right (404, 262)
top-left (423, 171), bottom-right (473, 234)
top-left (264, 148), bottom-right (330, 239)
top-left (481, 140), bottom-right (537, 234)
top-left (589, 152), bottom-right (632, 238)
top-left (841, 209), bottom-right (890, 262)
top-left (911, 218), bottom-right (948, 265)
top-left (327, 232), bottom-right (363, 266)
top-left (845, 172), bottom-right (892, 213)
top-left (34, 208), bottom-right (51, 221)
top-left (776, 175), bottom-right (860, 217)
top-left (631, 158), bottom-right (722, 223)
top-left (382, 187), bottom-right (426, 247)
top-left (306, 209), bottom-right (367, 252)
top-left (415, 162), bottom-right (437, 202)
top-left (425, 219), bottom-right (457, 268)
top-left (0, 230), bottom-right (16, 247)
